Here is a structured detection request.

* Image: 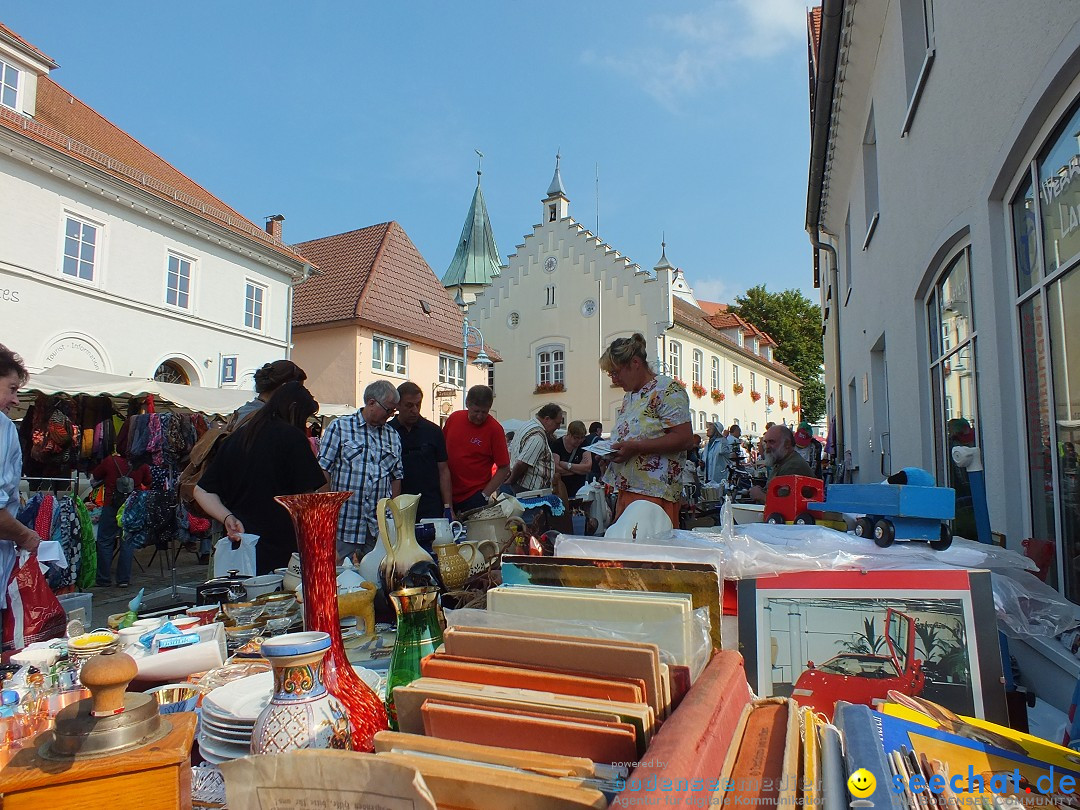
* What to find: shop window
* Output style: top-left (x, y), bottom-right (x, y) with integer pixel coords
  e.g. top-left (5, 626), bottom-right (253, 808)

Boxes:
top-left (926, 245), bottom-right (979, 544)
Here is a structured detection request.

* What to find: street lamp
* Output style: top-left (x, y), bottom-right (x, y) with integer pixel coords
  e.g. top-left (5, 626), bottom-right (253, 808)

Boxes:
top-left (455, 288), bottom-right (493, 408)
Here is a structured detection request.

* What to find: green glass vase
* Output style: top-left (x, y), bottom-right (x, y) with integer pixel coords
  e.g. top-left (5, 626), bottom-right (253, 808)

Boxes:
top-left (384, 586), bottom-right (443, 730)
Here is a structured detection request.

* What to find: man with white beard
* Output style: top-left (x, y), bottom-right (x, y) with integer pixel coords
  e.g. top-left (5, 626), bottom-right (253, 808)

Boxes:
top-left (747, 424), bottom-right (815, 503)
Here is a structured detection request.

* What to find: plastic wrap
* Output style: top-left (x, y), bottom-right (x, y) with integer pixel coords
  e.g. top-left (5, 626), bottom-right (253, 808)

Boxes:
top-left (444, 605), bottom-right (714, 682)
top-left (991, 568), bottom-right (1080, 638)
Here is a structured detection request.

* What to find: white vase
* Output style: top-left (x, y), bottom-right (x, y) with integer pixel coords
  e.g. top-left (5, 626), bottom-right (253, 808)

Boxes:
top-left (358, 512), bottom-right (393, 584)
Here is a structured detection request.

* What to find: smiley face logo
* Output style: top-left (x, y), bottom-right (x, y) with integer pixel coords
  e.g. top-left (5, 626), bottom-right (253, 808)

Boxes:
top-left (848, 768), bottom-right (877, 798)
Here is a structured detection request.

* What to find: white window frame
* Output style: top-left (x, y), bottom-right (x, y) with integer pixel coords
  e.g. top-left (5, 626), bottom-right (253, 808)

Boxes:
top-left (165, 251), bottom-right (194, 311)
top-left (0, 57), bottom-right (18, 111)
top-left (750, 371), bottom-right (757, 392)
top-left (711, 357), bottom-right (721, 390)
top-left (439, 354), bottom-right (465, 387)
top-left (765, 379), bottom-right (771, 397)
top-left (60, 213), bottom-right (102, 284)
top-left (372, 335), bottom-right (408, 377)
top-left (668, 341), bottom-right (682, 380)
top-left (536, 344), bottom-right (565, 386)
top-left (692, 349), bottom-right (703, 386)
top-left (732, 364), bottom-right (740, 385)
top-left (244, 280), bottom-right (266, 331)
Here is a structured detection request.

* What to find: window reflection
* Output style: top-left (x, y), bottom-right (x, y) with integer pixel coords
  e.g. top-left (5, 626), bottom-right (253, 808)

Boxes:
top-left (1049, 268), bottom-right (1080, 598)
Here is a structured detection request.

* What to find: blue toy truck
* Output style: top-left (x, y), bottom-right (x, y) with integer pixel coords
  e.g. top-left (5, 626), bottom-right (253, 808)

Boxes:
top-left (807, 483), bottom-right (956, 550)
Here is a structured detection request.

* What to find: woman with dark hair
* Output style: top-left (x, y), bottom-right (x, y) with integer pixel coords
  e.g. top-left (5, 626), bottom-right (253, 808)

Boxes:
top-left (194, 381), bottom-right (327, 573)
top-left (233, 359), bottom-right (308, 422)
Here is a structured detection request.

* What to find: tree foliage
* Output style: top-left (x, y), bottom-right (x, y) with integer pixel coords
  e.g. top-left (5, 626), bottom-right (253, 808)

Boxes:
top-left (729, 285), bottom-right (825, 423)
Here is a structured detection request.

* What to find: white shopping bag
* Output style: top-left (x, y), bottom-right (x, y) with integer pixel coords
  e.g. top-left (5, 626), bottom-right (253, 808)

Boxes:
top-left (213, 533), bottom-right (259, 577)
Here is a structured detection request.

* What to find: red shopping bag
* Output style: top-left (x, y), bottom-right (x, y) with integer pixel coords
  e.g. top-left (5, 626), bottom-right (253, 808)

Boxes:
top-left (2, 552), bottom-right (67, 651)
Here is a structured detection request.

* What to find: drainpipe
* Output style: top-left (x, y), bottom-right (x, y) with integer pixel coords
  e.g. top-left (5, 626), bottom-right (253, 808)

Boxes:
top-left (286, 263), bottom-right (313, 360)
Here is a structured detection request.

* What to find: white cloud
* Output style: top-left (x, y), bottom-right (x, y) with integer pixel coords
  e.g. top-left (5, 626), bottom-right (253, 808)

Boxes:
top-left (691, 276), bottom-right (733, 304)
top-left (582, 0), bottom-right (807, 109)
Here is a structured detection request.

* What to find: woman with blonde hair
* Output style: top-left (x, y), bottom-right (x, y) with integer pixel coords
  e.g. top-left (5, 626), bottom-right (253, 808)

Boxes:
top-left (599, 333), bottom-right (694, 525)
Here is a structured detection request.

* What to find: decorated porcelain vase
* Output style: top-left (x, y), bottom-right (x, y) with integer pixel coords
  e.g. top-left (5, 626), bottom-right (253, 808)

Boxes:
top-left (250, 631), bottom-right (353, 754)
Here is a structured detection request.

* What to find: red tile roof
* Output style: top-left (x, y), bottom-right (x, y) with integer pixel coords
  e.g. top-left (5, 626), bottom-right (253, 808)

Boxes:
top-left (0, 23), bottom-right (56, 67)
top-left (697, 299), bottom-right (728, 317)
top-left (673, 298), bottom-right (801, 383)
top-left (292, 222), bottom-right (497, 360)
top-left (0, 72), bottom-right (309, 267)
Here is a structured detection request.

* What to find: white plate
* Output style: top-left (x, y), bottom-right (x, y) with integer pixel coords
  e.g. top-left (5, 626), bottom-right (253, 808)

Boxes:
top-left (203, 671), bottom-right (273, 722)
top-left (198, 732), bottom-right (252, 762)
top-left (200, 719), bottom-right (252, 744)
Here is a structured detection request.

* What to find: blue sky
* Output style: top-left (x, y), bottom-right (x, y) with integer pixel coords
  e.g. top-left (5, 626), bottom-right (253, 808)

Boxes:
top-left (4, 1), bottom-right (815, 303)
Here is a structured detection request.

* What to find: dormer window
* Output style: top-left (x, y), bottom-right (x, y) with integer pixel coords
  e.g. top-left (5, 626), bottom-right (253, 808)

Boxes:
top-left (0, 58), bottom-right (19, 111)
top-left (737, 331), bottom-right (744, 347)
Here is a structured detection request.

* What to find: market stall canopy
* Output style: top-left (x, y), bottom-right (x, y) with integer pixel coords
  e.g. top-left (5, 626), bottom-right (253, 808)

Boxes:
top-left (17, 365), bottom-right (353, 420)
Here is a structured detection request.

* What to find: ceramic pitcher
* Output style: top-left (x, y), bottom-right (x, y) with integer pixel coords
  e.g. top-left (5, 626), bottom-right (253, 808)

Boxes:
top-left (376, 494), bottom-right (441, 592)
top-left (432, 542), bottom-right (478, 590)
top-left (419, 518), bottom-right (464, 545)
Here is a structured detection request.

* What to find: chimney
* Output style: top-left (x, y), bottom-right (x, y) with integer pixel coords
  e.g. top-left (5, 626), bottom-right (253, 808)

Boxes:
top-left (265, 214), bottom-right (285, 240)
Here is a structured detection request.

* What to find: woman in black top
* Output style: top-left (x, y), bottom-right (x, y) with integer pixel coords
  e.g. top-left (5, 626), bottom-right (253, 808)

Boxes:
top-left (550, 420), bottom-right (595, 499)
top-left (195, 382), bottom-right (327, 574)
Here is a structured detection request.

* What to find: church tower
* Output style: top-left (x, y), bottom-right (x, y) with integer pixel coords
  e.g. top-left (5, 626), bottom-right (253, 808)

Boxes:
top-left (442, 158), bottom-right (504, 304)
top-left (543, 153), bottom-right (570, 223)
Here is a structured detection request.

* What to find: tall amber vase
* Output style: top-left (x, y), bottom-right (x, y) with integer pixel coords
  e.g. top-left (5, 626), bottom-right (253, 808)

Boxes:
top-left (275, 492), bottom-right (389, 751)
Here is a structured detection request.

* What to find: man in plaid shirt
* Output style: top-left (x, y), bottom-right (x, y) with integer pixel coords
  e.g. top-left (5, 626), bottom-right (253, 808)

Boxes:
top-left (318, 379), bottom-right (403, 562)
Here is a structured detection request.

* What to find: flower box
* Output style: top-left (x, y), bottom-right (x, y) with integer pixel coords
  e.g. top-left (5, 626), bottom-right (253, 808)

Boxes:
top-left (766, 395), bottom-right (775, 406)
top-left (732, 382), bottom-right (744, 396)
top-left (779, 400), bottom-right (789, 410)
top-left (749, 391), bottom-right (762, 402)
top-left (710, 389), bottom-right (725, 403)
top-left (533, 381), bottom-right (565, 394)
top-left (691, 382), bottom-right (708, 398)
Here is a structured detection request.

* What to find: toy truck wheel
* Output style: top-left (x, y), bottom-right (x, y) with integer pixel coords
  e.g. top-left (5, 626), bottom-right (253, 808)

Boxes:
top-left (794, 512), bottom-right (817, 525)
top-left (765, 512), bottom-right (786, 524)
top-left (929, 524), bottom-right (953, 551)
top-left (873, 519), bottom-right (896, 547)
top-left (854, 517), bottom-right (875, 537)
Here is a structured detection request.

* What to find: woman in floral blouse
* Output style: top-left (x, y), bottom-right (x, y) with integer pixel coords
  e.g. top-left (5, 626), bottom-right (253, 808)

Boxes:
top-left (599, 333), bottom-right (694, 525)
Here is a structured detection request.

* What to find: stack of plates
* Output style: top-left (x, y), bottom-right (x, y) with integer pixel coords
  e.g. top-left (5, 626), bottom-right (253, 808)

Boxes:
top-left (198, 671), bottom-right (272, 764)
top-left (197, 666), bottom-right (385, 764)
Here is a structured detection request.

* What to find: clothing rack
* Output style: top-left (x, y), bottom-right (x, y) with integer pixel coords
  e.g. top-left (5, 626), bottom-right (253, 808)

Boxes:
top-left (21, 473), bottom-right (80, 492)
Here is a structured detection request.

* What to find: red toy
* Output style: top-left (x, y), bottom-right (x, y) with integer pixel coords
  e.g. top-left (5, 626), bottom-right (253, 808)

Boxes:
top-left (790, 608), bottom-right (925, 720)
top-left (763, 475), bottom-right (834, 526)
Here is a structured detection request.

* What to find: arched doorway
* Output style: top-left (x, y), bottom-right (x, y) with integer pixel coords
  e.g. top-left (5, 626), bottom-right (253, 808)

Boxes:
top-left (154, 359), bottom-right (190, 385)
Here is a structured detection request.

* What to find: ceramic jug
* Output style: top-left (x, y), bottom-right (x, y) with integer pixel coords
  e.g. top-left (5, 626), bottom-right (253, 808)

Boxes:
top-left (432, 542), bottom-right (478, 590)
top-left (418, 518), bottom-right (465, 545)
top-left (250, 631), bottom-right (352, 753)
top-left (376, 494), bottom-right (441, 593)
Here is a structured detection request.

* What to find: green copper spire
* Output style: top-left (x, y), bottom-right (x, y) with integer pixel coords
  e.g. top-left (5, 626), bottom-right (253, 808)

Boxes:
top-left (442, 166), bottom-right (503, 289)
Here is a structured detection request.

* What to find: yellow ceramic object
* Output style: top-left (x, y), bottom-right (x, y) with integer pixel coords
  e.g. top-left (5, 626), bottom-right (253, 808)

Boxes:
top-left (432, 543), bottom-right (477, 590)
top-left (337, 582), bottom-right (378, 642)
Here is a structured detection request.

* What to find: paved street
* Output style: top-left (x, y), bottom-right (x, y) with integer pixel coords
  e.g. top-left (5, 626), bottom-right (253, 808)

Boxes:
top-left (90, 544), bottom-right (210, 624)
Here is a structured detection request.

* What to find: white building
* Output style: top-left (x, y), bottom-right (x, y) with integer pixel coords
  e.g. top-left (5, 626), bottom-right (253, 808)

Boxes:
top-left (464, 160), bottom-right (802, 431)
top-left (807, 2), bottom-right (1080, 701)
top-left (0, 24), bottom-right (312, 388)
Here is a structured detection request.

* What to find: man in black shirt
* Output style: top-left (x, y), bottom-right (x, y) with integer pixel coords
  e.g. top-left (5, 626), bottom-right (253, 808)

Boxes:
top-left (389, 382), bottom-right (454, 521)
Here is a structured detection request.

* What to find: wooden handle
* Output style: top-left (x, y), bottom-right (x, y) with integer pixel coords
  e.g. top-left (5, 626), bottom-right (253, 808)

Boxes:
top-left (79, 649), bottom-right (138, 716)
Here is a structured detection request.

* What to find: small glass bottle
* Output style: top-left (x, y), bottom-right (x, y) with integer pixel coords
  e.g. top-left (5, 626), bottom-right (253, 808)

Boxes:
top-left (384, 586), bottom-right (443, 730)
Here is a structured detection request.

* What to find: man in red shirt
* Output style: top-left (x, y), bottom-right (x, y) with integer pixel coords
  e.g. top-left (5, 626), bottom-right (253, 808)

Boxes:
top-left (442, 385), bottom-right (510, 514)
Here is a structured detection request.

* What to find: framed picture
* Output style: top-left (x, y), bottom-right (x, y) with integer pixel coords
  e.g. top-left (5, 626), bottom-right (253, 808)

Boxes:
top-left (737, 569), bottom-right (1005, 724)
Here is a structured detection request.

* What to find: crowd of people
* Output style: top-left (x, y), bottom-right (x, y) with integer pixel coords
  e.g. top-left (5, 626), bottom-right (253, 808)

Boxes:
top-left (0, 336), bottom-right (828, 586)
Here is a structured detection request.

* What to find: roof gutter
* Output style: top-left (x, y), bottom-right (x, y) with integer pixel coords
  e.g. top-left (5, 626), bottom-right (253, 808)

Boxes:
top-left (805, 0), bottom-right (845, 237)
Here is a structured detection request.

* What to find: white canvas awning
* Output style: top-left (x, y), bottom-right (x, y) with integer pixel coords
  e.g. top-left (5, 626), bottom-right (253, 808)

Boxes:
top-left (17, 365), bottom-right (352, 420)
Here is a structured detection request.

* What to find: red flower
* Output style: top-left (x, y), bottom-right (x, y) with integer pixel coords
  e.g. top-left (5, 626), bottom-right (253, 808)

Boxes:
top-left (710, 388), bottom-right (724, 403)
top-left (750, 390), bottom-right (762, 402)
top-left (691, 382), bottom-right (708, 398)
top-left (732, 382), bottom-right (744, 395)
top-left (533, 381), bottom-right (566, 394)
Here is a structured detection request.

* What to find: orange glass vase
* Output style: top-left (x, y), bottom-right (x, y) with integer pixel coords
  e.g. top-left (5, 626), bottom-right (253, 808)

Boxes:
top-left (275, 492), bottom-right (389, 751)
